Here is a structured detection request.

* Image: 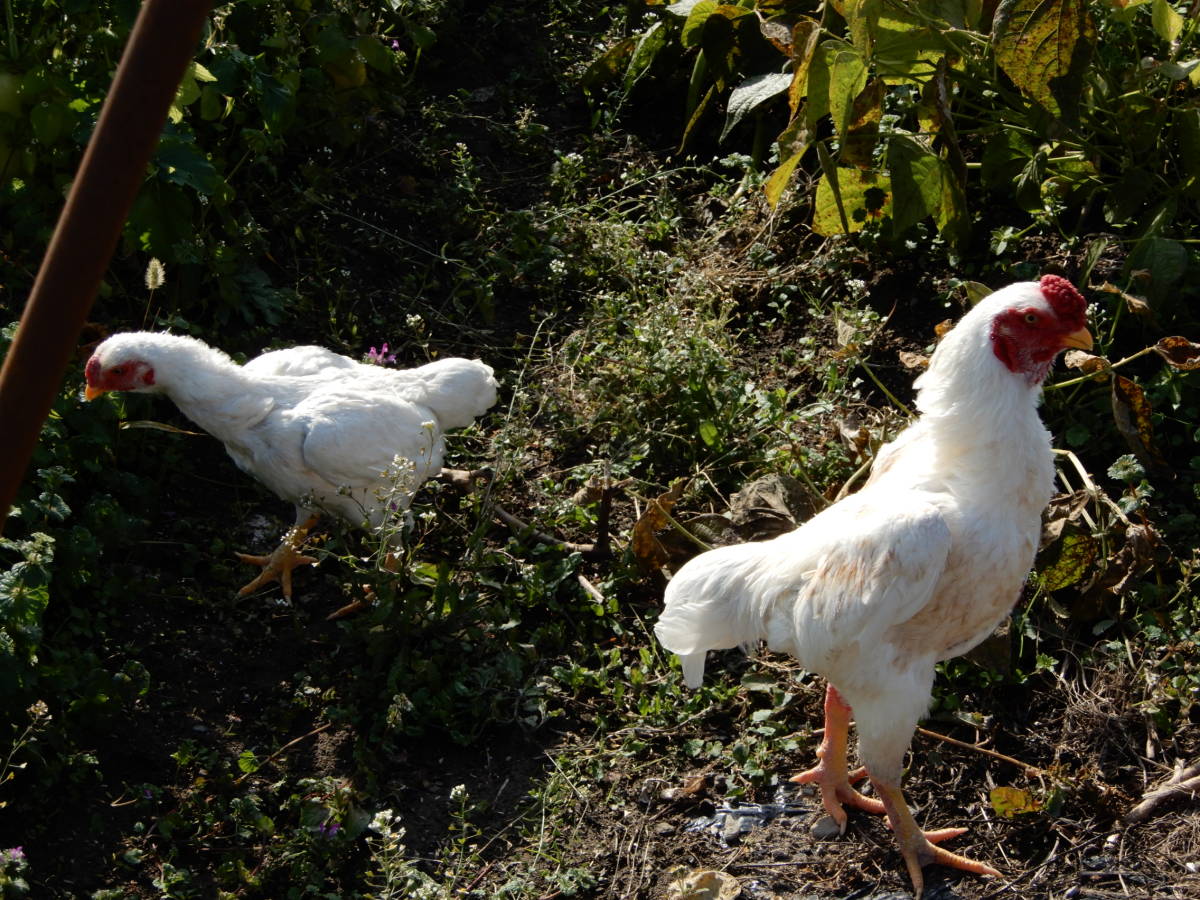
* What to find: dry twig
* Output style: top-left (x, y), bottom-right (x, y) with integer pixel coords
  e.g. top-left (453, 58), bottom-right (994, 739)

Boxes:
top-left (1124, 760), bottom-right (1200, 824)
top-left (915, 726), bottom-right (1050, 778)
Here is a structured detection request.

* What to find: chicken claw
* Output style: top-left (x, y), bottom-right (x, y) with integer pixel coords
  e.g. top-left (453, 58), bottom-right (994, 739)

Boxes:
top-left (872, 777), bottom-right (999, 899)
top-left (236, 516), bottom-right (319, 599)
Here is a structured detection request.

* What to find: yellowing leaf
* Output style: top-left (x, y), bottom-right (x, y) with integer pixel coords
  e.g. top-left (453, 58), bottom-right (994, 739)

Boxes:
top-left (990, 785), bottom-right (1041, 818)
top-left (786, 18), bottom-right (822, 116)
top-left (812, 167), bottom-right (891, 235)
top-left (1111, 375), bottom-right (1171, 477)
top-left (1151, 0), bottom-right (1184, 44)
top-left (764, 149), bottom-right (804, 208)
top-left (1039, 531), bottom-right (1098, 592)
top-left (994, 0), bottom-right (1096, 123)
top-left (827, 44), bottom-right (869, 137)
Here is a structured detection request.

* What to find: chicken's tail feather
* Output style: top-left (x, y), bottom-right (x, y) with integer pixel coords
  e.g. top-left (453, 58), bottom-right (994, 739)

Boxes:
top-left (678, 651), bottom-right (707, 689)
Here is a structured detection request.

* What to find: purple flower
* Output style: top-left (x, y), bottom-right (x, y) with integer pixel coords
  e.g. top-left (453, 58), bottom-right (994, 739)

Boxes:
top-left (317, 821), bottom-right (341, 839)
top-left (391, 40), bottom-right (401, 51)
top-left (366, 343), bottom-right (397, 366)
top-left (3, 847), bottom-right (24, 862)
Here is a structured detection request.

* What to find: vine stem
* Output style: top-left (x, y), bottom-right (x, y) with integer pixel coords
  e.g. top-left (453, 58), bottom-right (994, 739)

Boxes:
top-left (1043, 344), bottom-right (1156, 391)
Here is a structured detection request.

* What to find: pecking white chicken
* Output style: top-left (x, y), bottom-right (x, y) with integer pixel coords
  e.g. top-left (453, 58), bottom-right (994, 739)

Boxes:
top-left (84, 333), bottom-right (498, 598)
top-left (654, 275), bottom-right (1092, 897)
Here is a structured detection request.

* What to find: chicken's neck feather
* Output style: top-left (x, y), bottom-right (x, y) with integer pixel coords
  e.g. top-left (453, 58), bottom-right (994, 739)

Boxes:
top-left (903, 314), bottom-right (1055, 509)
top-left (142, 335), bottom-right (279, 442)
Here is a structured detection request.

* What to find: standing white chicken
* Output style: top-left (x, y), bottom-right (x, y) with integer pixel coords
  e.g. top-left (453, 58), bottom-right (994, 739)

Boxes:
top-left (654, 275), bottom-right (1092, 897)
top-left (84, 332), bottom-right (498, 598)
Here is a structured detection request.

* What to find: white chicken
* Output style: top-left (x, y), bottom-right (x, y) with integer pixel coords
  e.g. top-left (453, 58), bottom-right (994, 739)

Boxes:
top-left (654, 275), bottom-right (1092, 897)
top-left (84, 333), bottom-right (498, 598)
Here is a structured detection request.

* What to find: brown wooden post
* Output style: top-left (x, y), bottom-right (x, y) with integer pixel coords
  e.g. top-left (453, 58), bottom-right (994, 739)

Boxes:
top-left (0, 0), bottom-right (212, 536)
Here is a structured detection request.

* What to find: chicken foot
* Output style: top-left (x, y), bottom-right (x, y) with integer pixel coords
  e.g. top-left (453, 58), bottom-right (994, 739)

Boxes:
top-left (871, 775), bottom-right (1000, 899)
top-left (790, 684), bottom-right (886, 829)
top-left (236, 515), bottom-right (319, 599)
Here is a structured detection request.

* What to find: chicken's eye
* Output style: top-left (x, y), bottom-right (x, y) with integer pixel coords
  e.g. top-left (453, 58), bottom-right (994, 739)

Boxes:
top-left (1023, 313), bottom-right (1038, 325)
top-left (110, 366), bottom-right (126, 376)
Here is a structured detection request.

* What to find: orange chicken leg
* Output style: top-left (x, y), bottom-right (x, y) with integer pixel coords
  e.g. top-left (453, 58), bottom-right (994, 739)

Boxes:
top-left (871, 775), bottom-right (1000, 899)
top-left (790, 684), bottom-right (886, 829)
top-left (236, 515), bottom-right (319, 599)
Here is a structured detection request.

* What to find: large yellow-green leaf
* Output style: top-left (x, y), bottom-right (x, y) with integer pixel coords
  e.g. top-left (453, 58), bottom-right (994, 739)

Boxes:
top-left (813, 167), bottom-right (891, 234)
top-left (827, 44), bottom-right (869, 137)
top-left (874, 6), bottom-right (947, 83)
top-left (841, 77), bottom-right (882, 167)
top-left (1151, 0), bottom-right (1184, 44)
top-left (993, 0), bottom-right (1096, 123)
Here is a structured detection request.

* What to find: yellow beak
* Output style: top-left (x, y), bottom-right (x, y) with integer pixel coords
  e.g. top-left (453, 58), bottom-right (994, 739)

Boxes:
top-left (1061, 326), bottom-right (1093, 352)
top-left (84, 384), bottom-right (106, 401)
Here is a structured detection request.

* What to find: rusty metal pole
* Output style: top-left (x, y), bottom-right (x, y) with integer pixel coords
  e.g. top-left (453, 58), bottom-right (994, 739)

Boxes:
top-left (0, 0), bottom-right (212, 536)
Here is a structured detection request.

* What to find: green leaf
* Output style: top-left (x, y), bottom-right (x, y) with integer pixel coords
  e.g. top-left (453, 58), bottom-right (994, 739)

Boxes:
top-left (887, 134), bottom-right (942, 235)
top-left (155, 136), bottom-right (219, 194)
top-left (721, 71), bottom-right (791, 141)
top-left (681, 0), bottom-right (717, 48)
top-left (993, 0), bottom-right (1096, 123)
top-left (665, 0), bottom-right (711, 16)
top-left (30, 102), bottom-right (75, 145)
top-left (237, 750), bottom-right (261, 774)
top-left (698, 420), bottom-right (719, 446)
top-left (191, 61), bottom-right (217, 83)
top-left (1127, 236), bottom-right (1188, 289)
top-left (356, 35), bottom-right (395, 73)
top-left (624, 22), bottom-right (667, 94)
top-left (873, 5), bottom-right (947, 83)
top-left (254, 72), bottom-right (295, 133)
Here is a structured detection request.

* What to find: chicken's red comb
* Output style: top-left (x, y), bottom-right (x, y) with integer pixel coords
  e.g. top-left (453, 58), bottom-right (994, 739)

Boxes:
top-left (1039, 274), bottom-right (1086, 321)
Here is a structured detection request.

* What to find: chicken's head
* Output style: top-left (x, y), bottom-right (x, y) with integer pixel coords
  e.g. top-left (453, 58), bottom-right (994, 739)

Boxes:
top-left (84, 336), bottom-right (159, 400)
top-left (988, 274), bottom-right (1092, 385)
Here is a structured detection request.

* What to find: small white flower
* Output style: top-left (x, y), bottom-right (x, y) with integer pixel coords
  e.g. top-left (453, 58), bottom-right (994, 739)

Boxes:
top-left (449, 784), bottom-right (468, 803)
top-left (369, 809), bottom-right (398, 834)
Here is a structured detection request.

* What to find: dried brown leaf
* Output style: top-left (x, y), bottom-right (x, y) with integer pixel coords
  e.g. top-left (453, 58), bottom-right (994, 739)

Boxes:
top-left (934, 318), bottom-right (954, 340)
top-left (729, 473), bottom-right (809, 541)
top-left (1063, 350), bottom-right (1111, 379)
top-left (898, 350), bottom-right (929, 370)
top-left (1153, 335), bottom-right (1200, 371)
top-left (1040, 489), bottom-right (1092, 548)
top-left (1094, 281), bottom-right (1155, 322)
top-left (630, 480), bottom-right (687, 572)
top-left (1111, 375), bottom-right (1172, 478)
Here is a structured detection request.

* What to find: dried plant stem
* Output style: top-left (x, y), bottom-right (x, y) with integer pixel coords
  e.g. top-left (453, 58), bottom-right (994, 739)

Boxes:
top-left (234, 722), bottom-right (332, 784)
top-left (915, 726), bottom-right (1049, 777)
